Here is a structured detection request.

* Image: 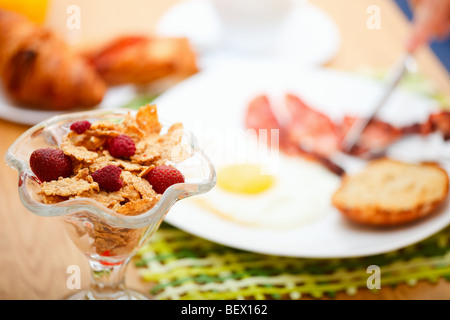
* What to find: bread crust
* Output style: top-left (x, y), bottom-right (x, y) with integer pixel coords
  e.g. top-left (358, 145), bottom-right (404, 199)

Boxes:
top-left (332, 159), bottom-right (449, 226)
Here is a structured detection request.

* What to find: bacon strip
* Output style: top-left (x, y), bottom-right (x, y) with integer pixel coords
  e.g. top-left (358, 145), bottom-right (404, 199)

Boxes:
top-left (245, 95), bottom-right (345, 176)
top-left (429, 111), bottom-right (450, 140)
top-left (246, 93), bottom-right (449, 175)
top-left (284, 94), bottom-right (341, 157)
top-left (245, 95), bottom-right (294, 154)
top-left (401, 111), bottom-right (450, 140)
top-left (340, 116), bottom-right (403, 156)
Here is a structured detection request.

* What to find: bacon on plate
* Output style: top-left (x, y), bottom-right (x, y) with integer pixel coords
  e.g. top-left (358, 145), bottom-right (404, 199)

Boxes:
top-left (245, 93), bottom-right (449, 175)
top-left (245, 94), bottom-right (345, 176)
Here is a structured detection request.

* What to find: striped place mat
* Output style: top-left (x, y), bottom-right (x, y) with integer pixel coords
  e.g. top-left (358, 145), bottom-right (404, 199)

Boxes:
top-left (133, 223), bottom-right (450, 300)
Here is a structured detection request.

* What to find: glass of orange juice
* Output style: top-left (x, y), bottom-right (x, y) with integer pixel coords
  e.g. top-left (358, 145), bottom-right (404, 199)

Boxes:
top-left (0, 0), bottom-right (49, 24)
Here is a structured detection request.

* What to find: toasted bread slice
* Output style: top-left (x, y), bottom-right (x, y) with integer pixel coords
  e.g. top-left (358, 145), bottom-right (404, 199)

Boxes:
top-left (332, 158), bottom-right (449, 226)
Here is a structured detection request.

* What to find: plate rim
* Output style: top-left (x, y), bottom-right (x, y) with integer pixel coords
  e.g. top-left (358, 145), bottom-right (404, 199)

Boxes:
top-left (156, 62), bottom-right (450, 258)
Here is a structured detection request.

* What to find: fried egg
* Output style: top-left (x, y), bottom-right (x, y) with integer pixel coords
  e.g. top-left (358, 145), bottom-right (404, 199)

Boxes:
top-left (193, 154), bottom-right (341, 229)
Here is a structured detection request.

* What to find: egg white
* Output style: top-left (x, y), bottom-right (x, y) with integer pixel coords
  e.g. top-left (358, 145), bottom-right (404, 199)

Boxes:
top-left (192, 155), bottom-right (341, 230)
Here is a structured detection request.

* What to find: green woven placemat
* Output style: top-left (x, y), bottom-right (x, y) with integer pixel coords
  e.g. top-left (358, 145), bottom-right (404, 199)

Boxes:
top-left (133, 223), bottom-right (450, 300)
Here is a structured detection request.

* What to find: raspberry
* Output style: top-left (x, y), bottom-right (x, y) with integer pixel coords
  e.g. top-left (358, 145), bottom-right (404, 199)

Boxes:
top-left (108, 134), bottom-right (136, 158)
top-left (91, 165), bottom-right (123, 192)
top-left (29, 148), bottom-right (73, 182)
top-left (145, 165), bottom-right (185, 194)
top-left (70, 120), bottom-right (91, 134)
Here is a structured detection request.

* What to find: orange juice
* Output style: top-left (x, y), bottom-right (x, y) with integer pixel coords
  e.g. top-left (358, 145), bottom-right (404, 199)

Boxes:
top-left (0, 0), bottom-right (48, 24)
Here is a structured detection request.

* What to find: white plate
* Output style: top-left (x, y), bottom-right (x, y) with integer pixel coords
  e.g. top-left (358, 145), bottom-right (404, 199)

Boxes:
top-left (0, 85), bottom-right (139, 126)
top-left (155, 61), bottom-right (450, 258)
top-left (156, 0), bottom-right (341, 69)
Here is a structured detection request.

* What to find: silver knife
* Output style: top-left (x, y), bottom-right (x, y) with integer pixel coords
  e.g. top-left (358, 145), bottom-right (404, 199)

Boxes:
top-left (341, 53), bottom-right (415, 152)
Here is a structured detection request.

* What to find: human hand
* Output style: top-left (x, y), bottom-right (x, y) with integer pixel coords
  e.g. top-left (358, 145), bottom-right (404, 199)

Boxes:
top-left (407, 0), bottom-right (450, 52)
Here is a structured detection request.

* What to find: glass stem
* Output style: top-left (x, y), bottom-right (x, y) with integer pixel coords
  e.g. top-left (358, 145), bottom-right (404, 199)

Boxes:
top-left (88, 259), bottom-right (130, 300)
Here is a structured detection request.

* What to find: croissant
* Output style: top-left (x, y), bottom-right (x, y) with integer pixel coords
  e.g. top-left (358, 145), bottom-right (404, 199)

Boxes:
top-left (87, 36), bottom-right (198, 86)
top-left (0, 9), bottom-right (106, 111)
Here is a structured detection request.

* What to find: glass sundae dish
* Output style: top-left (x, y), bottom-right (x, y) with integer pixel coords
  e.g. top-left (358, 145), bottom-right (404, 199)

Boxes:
top-left (5, 105), bottom-right (216, 300)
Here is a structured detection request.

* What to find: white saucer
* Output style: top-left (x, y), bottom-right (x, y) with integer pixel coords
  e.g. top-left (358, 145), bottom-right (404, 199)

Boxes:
top-left (156, 0), bottom-right (341, 68)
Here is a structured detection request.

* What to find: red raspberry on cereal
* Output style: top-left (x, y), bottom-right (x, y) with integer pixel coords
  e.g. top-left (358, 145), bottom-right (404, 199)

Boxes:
top-left (108, 134), bottom-right (136, 158)
top-left (144, 165), bottom-right (185, 194)
top-left (91, 165), bottom-right (123, 192)
top-left (30, 148), bottom-right (73, 182)
top-left (70, 120), bottom-right (91, 134)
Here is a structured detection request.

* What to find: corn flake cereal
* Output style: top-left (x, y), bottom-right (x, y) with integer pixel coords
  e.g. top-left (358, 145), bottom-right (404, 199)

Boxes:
top-left (35, 105), bottom-right (187, 255)
top-left (38, 105), bottom-right (186, 216)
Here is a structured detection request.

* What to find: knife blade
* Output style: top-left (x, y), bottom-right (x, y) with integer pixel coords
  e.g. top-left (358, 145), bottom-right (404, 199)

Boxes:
top-left (341, 53), bottom-right (415, 153)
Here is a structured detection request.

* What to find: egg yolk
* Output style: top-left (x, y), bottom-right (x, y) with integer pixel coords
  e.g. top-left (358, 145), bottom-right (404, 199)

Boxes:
top-left (217, 164), bottom-right (275, 194)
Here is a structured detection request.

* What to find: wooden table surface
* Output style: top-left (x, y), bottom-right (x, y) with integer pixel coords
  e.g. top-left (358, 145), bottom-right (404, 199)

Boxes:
top-left (1, 0), bottom-right (450, 300)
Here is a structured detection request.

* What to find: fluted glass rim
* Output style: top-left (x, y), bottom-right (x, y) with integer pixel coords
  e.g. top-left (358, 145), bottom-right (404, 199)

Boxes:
top-left (5, 108), bottom-right (216, 229)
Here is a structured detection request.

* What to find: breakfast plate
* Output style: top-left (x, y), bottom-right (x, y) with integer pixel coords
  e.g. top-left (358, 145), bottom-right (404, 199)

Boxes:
top-left (0, 85), bottom-right (139, 126)
top-left (155, 60), bottom-right (450, 258)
